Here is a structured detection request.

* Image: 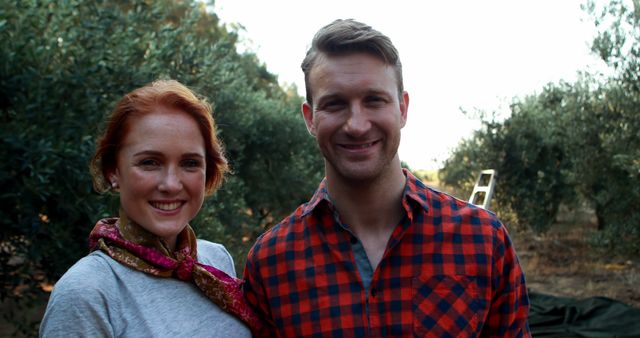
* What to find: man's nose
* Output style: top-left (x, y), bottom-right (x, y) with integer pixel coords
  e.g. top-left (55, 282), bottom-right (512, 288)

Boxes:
top-left (344, 103), bottom-right (371, 136)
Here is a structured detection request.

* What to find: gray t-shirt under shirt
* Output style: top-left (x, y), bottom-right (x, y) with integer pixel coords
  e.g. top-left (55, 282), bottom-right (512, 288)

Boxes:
top-left (39, 240), bottom-right (251, 338)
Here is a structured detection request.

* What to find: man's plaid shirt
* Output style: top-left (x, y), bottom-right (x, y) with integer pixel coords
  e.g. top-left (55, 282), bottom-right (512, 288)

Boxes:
top-left (244, 170), bottom-right (530, 337)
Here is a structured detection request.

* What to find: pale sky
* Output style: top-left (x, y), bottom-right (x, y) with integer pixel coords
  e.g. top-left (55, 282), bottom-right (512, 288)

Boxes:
top-left (212, 0), bottom-right (608, 170)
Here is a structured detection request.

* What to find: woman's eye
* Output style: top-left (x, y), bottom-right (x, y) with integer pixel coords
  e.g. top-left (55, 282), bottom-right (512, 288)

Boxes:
top-left (182, 159), bottom-right (203, 169)
top-left (139, 159), bottom-right (159, 167)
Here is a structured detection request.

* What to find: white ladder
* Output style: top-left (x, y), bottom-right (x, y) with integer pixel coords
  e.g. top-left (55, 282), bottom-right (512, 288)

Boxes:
top-left (468, 169), bottom-right (497, 210)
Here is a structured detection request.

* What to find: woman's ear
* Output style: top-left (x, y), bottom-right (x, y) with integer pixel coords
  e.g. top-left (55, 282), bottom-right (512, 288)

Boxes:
top-left (109, 173), bottom-right (119, 190)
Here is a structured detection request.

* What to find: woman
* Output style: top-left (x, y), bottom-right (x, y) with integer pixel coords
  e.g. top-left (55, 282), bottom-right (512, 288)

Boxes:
top-left (40, 80), bottom-right (262, 337)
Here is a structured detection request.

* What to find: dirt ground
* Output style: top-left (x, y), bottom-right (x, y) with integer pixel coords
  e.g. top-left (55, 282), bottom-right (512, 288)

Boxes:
top-left (510, 210), bottom-right (640, 309)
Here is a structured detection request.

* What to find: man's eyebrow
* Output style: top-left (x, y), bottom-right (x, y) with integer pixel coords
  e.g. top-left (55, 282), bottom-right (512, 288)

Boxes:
top-left (316, 93), bottom-right (344, 103)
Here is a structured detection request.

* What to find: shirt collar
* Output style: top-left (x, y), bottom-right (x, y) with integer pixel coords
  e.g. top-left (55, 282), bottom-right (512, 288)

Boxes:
top-left (401, 168), bottom-right (430, 218)
top-left (300, 168), bottom-right (430, 218)
top-left (301, 178), bottom-right (332, 218)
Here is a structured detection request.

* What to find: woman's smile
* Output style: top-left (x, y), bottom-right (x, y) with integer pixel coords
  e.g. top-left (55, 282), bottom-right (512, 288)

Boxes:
top-left (113, 107), bottom-right (206, 250)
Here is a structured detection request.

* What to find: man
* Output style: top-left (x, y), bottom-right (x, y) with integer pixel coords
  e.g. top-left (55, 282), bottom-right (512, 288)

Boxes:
top-left (244, 19), bottom-right (530, 337)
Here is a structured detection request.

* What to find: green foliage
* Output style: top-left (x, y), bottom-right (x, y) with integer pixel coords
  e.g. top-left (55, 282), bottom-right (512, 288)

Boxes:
top-left (441, 0), bottom-right (640, 254)
top-left (586, 0), bottom-right (640, 91)
top-left (438, 136), bottom-right (485, 199)
top-left (0, 0), bottom-right (322, 334)
top-left (555, 79), bottom-right (640, 242)
top-left (440, 89), bottom-right (570, 233)
top-left (563, 0), bottom-right (639, 253)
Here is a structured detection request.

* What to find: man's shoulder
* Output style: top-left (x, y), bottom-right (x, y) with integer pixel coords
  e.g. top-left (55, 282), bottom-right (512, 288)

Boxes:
top-left (405, 170), bottom-right (493, 222)
top-left (248, 200), bottom-right (318, 260)
top-left (256, 203), bottom-right (308, 241)
top-left (419, 184), bottom-right (504, 232)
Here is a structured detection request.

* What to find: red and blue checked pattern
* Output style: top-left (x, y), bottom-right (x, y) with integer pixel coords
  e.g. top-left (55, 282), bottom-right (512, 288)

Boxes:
top-left (244, 170), bottom-right (530, 337)
top-left (413, 275), bottom-right (481, 337)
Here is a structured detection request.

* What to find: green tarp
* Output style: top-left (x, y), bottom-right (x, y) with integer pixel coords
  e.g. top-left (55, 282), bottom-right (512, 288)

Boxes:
top-left (529, 291), bottom-right (640, 337)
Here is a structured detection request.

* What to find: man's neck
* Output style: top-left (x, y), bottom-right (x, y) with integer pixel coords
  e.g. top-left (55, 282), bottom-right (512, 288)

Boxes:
top-left (325, 161), bottom-right (407, 269)
top-left (326, 162), bottom-right (407, 235)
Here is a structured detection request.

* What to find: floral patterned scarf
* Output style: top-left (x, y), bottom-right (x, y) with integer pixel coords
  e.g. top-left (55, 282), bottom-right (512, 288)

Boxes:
top-left (88, 213), bottom-right (264, 335)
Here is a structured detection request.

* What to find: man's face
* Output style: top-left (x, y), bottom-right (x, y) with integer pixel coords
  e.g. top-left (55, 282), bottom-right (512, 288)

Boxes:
top-left (302, 52), bottom-right (408, 184)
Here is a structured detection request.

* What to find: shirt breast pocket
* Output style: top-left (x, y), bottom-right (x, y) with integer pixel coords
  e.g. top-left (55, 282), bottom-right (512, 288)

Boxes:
top-left (412, 274), bottom-right (481, 338)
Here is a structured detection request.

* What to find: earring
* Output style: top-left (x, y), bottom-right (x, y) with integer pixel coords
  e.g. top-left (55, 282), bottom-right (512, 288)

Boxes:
top-left (111, 181), bottom-right (119, 189)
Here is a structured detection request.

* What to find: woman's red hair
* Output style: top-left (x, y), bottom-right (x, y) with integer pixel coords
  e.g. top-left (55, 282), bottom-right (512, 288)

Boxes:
top-left (90, 80), bottom-right (228, 195)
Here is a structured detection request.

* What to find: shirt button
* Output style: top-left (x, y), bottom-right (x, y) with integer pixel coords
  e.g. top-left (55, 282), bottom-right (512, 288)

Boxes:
top-left (370, 288), bottom-right (377, 297)
top-left (350, 236), bottom-right (358, 244)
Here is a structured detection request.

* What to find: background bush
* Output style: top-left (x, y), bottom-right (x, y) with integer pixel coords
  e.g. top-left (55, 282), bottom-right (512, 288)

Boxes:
top-left (440, 0), bottom-right (640, 254)
top-left (0, 1), bottom-right (323, 334)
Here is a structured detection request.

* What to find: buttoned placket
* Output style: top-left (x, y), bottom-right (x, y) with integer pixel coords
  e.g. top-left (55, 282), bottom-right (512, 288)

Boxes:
top-left (331, 204), bottom-right (414, 337)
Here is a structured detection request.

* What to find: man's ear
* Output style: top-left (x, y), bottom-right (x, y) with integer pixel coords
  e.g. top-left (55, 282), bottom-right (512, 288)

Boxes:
top-left (399, 91), bottom-right (409, 128)
top-left (301, 102), bottom-right (316, 136)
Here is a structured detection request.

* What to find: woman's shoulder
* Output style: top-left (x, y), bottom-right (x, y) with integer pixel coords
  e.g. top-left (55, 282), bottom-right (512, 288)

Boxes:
top-left (43, 251), bottom-right (123, 329)
top-left (51, 251), bottom-right (122, 294)
top-left (196, 239), bottom-right (228, 253)
top-left (196, 239), bottom-right (236, 276)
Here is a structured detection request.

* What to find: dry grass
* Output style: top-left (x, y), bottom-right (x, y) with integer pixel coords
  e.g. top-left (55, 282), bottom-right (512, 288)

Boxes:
top-left (512, 213), bottom-right (640, 308)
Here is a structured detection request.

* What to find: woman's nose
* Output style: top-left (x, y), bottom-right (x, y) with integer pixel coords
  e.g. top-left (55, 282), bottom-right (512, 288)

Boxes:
top-left (158, 167), bottom-right (183, 192)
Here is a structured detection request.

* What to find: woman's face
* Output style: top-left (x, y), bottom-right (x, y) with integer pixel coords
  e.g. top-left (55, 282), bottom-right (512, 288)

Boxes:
top-left (112, 107), bottom-right (206, 250)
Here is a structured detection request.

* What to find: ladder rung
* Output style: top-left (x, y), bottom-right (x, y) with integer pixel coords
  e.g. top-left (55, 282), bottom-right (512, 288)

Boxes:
top-left (468, 169), bottom-right (497, 210)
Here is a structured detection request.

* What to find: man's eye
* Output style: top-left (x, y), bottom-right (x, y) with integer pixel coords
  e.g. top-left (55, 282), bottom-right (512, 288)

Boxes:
top-left (366, 96), bottom-right (386, 105)
top-left (322, 101), bottom-right (345, 111)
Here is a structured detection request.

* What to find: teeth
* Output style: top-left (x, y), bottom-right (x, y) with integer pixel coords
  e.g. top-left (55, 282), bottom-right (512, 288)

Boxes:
top-left (152, 202), bottom-right (181, 211)
top-left (345, 142), bottom-right (373, 149)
